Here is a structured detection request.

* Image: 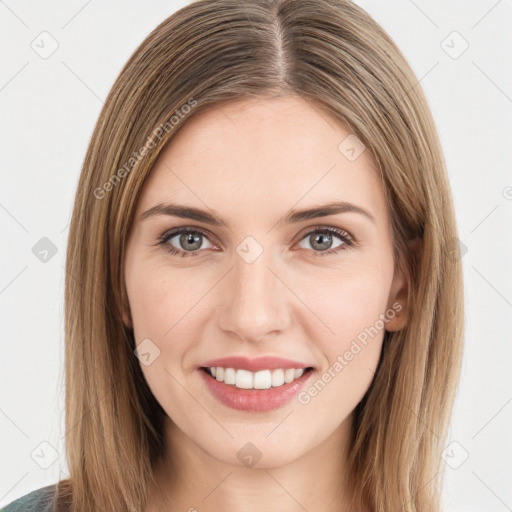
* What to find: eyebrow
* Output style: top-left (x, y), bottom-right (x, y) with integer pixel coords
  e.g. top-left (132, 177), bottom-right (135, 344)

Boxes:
top-left (139, 201), bottom-right (376, 228)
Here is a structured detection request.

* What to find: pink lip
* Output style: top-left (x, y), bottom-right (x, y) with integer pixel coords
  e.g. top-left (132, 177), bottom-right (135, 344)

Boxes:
top-left (199, 367), bottom-right (314, 412)
top-left (200, 356), bottom-right (313, 372)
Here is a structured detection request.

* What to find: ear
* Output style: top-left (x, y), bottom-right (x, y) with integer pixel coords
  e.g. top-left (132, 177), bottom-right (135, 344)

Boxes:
top-left (385, 237), bottom-right (422, 332)
top-left (122, 303), bottom-right (133, 330)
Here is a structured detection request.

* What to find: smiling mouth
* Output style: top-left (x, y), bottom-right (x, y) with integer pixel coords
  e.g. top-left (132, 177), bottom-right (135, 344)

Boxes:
top-left (200, 366), bottom-right (314, 390)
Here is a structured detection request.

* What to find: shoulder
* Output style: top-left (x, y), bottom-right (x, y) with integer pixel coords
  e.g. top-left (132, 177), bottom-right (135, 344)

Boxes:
top-left (0, 483), bottom-right (57, 512)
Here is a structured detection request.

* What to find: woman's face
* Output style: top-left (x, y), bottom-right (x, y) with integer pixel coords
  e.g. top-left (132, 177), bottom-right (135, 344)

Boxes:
top-left (123, 95), bottom-right (408, 469)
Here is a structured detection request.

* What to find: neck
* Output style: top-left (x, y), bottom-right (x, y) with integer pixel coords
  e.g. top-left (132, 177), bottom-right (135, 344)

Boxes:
top-left (145, 413), bottom-right (365, 512)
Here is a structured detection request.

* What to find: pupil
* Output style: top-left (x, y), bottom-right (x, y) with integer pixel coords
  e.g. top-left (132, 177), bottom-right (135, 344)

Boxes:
top-left (181, 233), bottom-right (201, 251)
top-left (312, 233), bottom-right (331, 250)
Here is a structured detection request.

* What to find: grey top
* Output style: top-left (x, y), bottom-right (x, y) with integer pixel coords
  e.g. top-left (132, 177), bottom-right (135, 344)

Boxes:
top-left (0, 484), bottom-right (57, 512)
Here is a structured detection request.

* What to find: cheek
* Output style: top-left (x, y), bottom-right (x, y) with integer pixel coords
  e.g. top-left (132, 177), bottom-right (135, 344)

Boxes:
top-left (299, 262), bottom-right (391, 343)
top-left (127, 262), bottom-right (202, 337)
top-left (128, 256), bottom-right (392, 341)
top-left (127, 262), bottom-right (220, 388)
top-left (128, 267), bottom-right (205, 397)
top-left (295, 269), bottom-right (390, 415)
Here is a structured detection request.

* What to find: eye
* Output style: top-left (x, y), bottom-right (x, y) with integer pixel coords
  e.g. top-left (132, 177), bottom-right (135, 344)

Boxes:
top-left (157, 225), bottom-right (355, 258)
top-left (158, 227), bottom-right (215, 258)
top-left (296, 226), bottom-right (354, 256)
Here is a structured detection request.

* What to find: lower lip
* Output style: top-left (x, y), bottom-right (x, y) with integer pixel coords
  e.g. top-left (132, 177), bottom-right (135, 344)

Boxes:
top-left (199, 368), bottom-right (314, 412)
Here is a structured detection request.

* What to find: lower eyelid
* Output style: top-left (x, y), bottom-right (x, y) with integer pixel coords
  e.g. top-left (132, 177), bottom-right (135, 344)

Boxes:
top-left (158, 226), bottom-right (354, 256)
top-left (298, 228), bottom-right (353, 246)
top-left (161, 230), bottom-right (215, 252)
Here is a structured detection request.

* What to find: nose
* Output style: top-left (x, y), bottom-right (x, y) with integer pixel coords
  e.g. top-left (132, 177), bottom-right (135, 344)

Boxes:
top-left (217, 247), bottom-right (291, 342)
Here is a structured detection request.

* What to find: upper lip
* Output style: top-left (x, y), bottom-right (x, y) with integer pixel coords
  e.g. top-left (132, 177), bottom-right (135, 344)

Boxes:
top-left (200, 356), bottom-right (314, 372)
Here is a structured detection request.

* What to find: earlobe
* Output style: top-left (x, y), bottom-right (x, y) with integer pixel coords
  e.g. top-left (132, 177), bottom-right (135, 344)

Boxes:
top-left (122, 308), bottom-right (133, 330)
top-left (385, 269), bottom-right (408, 332)
top-left (385, 237), bottom-right (422, 332)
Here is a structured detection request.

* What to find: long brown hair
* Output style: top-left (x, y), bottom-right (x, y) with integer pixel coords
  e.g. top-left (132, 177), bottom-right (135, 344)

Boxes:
top-left (56, 1), bottom-right (465, 510)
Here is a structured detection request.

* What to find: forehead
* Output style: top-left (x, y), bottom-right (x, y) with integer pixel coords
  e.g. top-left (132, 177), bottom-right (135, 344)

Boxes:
top-left (136, 96), bottom-right (387, 224)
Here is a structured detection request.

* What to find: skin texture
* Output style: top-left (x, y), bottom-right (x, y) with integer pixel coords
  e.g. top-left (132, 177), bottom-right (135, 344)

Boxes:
top-left (123, 95), bottom-right (409, 512)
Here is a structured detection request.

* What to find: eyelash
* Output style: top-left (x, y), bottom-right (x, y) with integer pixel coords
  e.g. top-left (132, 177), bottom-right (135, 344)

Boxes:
top-left (156, 226), bottom-right (355, 259)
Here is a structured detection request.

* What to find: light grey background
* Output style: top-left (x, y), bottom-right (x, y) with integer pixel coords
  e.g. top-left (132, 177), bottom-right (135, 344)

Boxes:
top-left (1, 1), bottom-right (511, 510)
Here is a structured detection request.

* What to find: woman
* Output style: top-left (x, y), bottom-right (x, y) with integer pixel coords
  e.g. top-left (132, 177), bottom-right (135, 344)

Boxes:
top-left (2, 0), bottom-right (464, 511)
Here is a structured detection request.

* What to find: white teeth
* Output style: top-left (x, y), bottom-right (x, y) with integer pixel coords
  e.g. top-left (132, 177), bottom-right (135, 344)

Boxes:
top-left (284, 369), bottom-right (295, 383)
top-left (224, 367), bottom-right (236, 385)
top-left (254, 370), bottom-right (272, 389)
top-left (236, 369), bottom-right (253, 389)
top-left (271, 369), bottom-right (285, 387)
top-left (207, 366), bottom-right (309, 389)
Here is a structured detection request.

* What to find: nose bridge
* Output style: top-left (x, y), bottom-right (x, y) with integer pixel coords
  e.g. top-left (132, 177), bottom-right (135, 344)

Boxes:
top-left (218, 242), bottom-right (289, 340)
